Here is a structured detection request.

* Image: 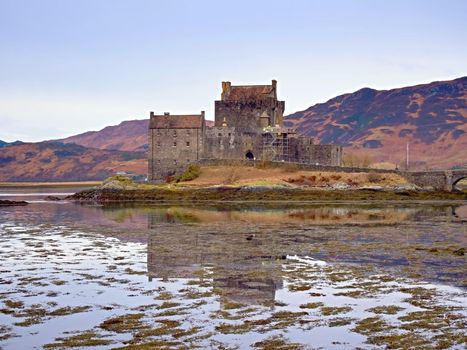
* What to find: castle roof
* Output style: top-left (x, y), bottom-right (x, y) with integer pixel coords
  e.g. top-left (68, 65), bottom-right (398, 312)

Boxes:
top-left (226, 85), bottom-right (274, 101)
top-left (149, 114), bottom-right (204, 129)
top-left (221, 80), bottom-right (278, 102)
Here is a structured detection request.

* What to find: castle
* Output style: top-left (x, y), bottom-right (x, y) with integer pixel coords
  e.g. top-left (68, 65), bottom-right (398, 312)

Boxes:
top-left (148, 80), bottom-right (342, 181)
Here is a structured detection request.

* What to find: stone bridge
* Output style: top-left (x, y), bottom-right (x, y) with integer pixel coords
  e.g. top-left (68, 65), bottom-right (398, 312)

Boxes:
top-left (402, 169), bottom-right (467, 192)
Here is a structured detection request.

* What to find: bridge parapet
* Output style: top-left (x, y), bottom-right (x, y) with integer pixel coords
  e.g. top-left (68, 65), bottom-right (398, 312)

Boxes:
top-left (401, 169), bottom-right (467, 192)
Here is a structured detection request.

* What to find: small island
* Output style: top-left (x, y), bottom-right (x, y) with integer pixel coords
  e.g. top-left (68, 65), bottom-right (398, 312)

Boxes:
top-left (68, 163), bottom-right (467, 203)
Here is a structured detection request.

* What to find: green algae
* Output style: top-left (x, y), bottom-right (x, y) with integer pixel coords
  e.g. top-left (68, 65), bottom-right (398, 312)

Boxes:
top-left (352, 316), bottom-right (393, 335)
top-left (299, 302), bottom-right (323, 309)
top-left (43, 332), bottom-right (112, 348)
top-left (367, 305), bottom-right (404, 315)
top-left (99, 313), bottom-right (146, 333)
top-left (49, 305), bottom-right (91, 316)
top-left (320, 306), bottom-right (352, 316)
top-left (252, 336), bottom-right (304, 350)
top-left (157, 301), bottom-right (181, 309)
top-left (4, 299), bottom-right (24, 308)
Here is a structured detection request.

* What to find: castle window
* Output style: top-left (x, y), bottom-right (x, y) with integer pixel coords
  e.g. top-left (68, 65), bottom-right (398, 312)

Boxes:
top-left (173, 142), bottom-right (177, 147)
top-left (157, 142), bottom-right (161, 147)
top-left (228, 133), bottom-right (231, 137)
top-left (173, 130), bottom-right (177, 136)
top-left (218, 133), bottom-right (222, 137)
top-left (186, 141), bottom-right (190, 147)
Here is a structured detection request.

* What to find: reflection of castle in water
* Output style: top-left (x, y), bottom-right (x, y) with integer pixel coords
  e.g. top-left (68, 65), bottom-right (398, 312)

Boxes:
top-left (145, 205), bottom-right (448, 306)
top-left (147, 220), bottom-right (286, 305)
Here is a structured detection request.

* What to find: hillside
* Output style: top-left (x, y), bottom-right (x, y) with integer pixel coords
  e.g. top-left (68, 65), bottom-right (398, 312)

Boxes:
top-left (0, 142), bottom-right (146, 182)
top-left (54, 78), bottom-right (467, 169)
top-left (58, 119), bottom-right (150, 152)
top-left (57, 119), bottom-right (216, 152)
top-left (285, 77), bottom-right (467, 169)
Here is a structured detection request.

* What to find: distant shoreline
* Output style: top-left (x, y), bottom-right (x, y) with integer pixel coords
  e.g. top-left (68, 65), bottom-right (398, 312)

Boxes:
top-left (0, 181), bottom-right (101, 188)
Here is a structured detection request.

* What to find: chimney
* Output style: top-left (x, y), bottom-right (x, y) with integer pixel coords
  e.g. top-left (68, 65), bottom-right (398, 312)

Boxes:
top-left (272, 79), bottom-right (277, 89)
top-left (150, 111), bottom-right (154, 118)
top-left (221, 81), bottom-right (231, 100)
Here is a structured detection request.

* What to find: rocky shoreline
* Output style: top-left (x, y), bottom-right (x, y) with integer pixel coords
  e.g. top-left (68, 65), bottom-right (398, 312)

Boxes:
top-left (0, 200), bottom-right (28, 206)
top-left (67, 185), bottom-right (467, 203)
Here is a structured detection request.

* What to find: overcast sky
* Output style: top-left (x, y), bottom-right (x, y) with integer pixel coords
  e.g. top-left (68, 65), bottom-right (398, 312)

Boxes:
top-left (1, 0), bottom-right (466, 142)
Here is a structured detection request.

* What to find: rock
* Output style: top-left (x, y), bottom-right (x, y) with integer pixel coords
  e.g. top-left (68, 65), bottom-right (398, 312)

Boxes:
top-left (100, 180), bottom-right (138, 190)
top-left (0, 200), bottom-right (28, 206)
top-left (358, 185), bottom-right (385, 192)
top-left (44, 195), bottom-right (62, 201)
top-left (393, 184), bottom-right (421, 192)
top-left (332, 182), bottom-right (350, 190)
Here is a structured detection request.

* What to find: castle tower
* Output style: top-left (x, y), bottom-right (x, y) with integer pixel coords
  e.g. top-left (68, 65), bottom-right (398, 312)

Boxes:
top-left (214, 80), bottom-right (285, 130)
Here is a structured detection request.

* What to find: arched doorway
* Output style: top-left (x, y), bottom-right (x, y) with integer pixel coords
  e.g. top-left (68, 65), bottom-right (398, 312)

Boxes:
top-left (245, 151), bottom-right (254, 160)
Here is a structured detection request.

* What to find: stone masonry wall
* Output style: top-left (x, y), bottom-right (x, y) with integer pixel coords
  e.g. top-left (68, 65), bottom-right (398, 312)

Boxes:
top-left (149, 128), bottom-right (203, 181)
top-left (289, 137), bottom-right (342, 166)
top-left (214, 99), bottom-right (285, 130)
top-left (204, 127), bottom-right (262, 160)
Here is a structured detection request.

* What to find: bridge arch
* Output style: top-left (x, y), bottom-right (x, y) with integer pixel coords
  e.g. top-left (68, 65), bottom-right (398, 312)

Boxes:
top-left (452, 175), bottom-right (467, 191)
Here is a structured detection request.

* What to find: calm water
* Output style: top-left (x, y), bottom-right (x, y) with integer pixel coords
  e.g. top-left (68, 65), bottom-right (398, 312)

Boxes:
top-left (0, 187), bottom-right (466, 349)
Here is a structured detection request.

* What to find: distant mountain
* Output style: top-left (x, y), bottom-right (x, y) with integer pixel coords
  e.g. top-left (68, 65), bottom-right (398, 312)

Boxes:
top-left (57, 119), bottom-right (216, 153)
top-left (285, 77), bottom-right (467, 169)
top-left (0, 142), bottom-right (146, 182)
top-left (0, 140), bottom-right (24, 148)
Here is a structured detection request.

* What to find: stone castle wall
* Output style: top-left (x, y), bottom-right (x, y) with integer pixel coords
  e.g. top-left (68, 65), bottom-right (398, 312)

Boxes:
top-left (204, 127), bottom-right (262, 160)
top-left (148, 126), bottom-right (204, 181)
top-left (214, 100), bottom-right (285, 130)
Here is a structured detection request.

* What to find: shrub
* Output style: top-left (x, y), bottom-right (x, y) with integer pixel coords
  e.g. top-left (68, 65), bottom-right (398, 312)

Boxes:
top-left (367, 172), bottom-right (382, 183)
top-left (330, 174), bottom-right (342, 181)
top-left (103, 175), bottom-right (134, 185)
top-left (174, 164), bottom-right (201, 183)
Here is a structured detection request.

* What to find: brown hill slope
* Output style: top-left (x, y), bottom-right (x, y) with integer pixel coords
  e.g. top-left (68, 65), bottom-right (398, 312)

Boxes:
top-left (58, 119), bottom-right (150, 152)
top-left (0, 142), bottom-right (146, 182)
top-left (285, 77), bottom-right (467, 169)
top-left (58, 120), bottom-right (215, 152)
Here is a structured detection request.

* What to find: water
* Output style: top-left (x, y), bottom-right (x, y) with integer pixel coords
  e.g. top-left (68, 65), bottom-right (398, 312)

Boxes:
top-left (0, 187), bottom-right (466, 349)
